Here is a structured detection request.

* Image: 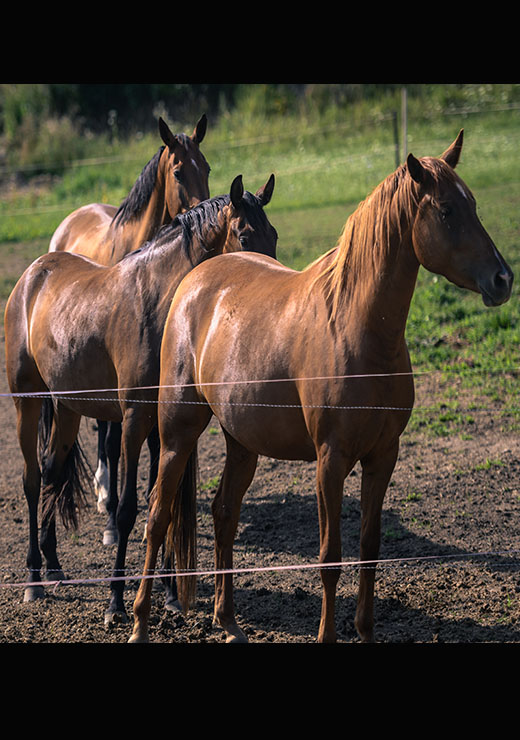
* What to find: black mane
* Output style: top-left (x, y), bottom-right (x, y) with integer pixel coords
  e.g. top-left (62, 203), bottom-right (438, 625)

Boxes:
top-left (122, 189), bottom-right (268, 266)
top-left (111, 146), bottom-right (165, 227)
top-left (122, 193), bottom-right (230, 265)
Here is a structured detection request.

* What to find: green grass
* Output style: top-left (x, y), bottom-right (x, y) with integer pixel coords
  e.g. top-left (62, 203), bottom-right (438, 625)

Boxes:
top-left (1, 91), bottom-right (518, 437)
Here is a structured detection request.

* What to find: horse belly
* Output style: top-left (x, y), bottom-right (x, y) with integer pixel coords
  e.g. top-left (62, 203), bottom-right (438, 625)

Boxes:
top-left (216, 402), bottom-right (317, 461)
top-left (41, 354), bottom-right (122, 422)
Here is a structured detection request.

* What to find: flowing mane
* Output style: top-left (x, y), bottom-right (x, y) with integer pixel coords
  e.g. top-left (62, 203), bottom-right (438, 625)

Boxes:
top-left (111, 146), bottom-right (166, 227)
top-left (316, 157), bottom-right (461, 318)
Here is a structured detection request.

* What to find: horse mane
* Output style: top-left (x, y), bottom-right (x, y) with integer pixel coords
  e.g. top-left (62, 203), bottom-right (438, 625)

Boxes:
top-left (121, 191), bottom-right (235, 266)
top-left (315, 156), bottom-right (457, 318)
top-left (111, 146), bottom-right (166, 227)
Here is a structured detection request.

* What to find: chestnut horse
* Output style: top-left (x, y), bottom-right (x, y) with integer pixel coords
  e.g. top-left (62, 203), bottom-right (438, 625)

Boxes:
top-left (4, 174), bottom-right (277, 627)
top-left (50, 115), bottom-right (211, 516)
top-left (129, 131), bottom-right (514, 644)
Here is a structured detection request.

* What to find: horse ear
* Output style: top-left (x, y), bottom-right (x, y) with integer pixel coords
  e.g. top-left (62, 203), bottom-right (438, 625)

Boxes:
top-left (158, 117), bottom-right (177, 149)
top-left (256, 174), bottom-right (275, 206)
top-left (230, 175), bottom-right (244, 209)
top-left (407, 153), bottom-right (425, 184)
top-left (440, 129), bottom-right (464, 169)
top-left (192, 114), bottom-right (207, 144)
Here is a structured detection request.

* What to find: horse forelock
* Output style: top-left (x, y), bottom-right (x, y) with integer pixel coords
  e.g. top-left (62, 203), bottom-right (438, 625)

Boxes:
top-left (239, 190), bottom-right (272, 233)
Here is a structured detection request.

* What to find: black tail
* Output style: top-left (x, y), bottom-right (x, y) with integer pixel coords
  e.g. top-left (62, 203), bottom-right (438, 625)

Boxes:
top-left (165, 446), bottom-right (199, 613)
top-left (38, 398), bottom-right (92, 530)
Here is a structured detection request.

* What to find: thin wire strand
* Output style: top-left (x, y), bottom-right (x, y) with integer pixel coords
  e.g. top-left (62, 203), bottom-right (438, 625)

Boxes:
top-left (2, 548), bottom-right (519, 592)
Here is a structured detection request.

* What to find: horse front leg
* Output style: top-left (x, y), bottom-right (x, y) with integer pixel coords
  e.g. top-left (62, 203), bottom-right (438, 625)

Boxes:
top-left (211, 432), bottom-right (258, 643)
top-left (315, 445), bottom-right (352, 643)
top-left (102, 421), bottom-right (122, 546)
top-left (354, 442), bottom-right (399, 643)
top-left (145, 424), bottom-right (160, 504)
top-left (130, 444), bottom-right (196, 643)
top-left (94, 420), bottom-right (109, 513)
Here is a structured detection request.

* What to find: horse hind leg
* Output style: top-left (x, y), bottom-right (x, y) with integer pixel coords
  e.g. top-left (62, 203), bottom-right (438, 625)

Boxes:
top-left (14, 396), bottom-right (45, 602)
top-left (143, 425), bottom-right (181, 612)
top-left (130, 443), bottom-right (200, 643)
top-left (39, 401), bottom-right (89, 582)
top-left (211, 431), bottom-right (258, 643)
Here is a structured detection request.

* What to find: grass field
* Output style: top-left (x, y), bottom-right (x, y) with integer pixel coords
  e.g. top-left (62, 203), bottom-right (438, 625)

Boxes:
top-left (1, 92), bottom-right (518, 436)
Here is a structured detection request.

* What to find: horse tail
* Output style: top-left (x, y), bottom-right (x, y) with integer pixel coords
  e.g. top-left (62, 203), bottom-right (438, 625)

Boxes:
top-left (38, 398), bottom-right (92, 530)
top-left (165, 446), bottom-right (198, 613)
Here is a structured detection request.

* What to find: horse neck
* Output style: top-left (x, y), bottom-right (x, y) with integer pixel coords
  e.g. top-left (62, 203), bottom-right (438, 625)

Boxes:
top-left (109, 151), bottom-right (173, 262)
top-left (128, 212), bottom-right (229, 315)
top-left (323, 182), bottom-right (421, 362)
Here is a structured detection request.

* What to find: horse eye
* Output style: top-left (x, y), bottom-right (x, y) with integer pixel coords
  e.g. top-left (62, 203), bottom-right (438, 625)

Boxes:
top-left (174, 169), bottom-right (182, 181)
top-left (441, 206), bottom-right (451, 220)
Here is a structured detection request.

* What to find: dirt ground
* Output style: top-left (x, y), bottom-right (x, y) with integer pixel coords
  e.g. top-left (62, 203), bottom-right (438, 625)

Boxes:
top-left (0, 297), bottom-right (519, 644)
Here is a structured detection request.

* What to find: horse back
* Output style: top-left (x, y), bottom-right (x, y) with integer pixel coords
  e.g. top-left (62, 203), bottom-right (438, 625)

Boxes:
top-left (160, 251), bottom-right (413, 461)
top-left (49, 203), bottom-right (117, 264)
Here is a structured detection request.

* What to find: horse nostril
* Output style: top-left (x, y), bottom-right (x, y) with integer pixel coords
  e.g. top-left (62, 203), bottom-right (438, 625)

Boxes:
top-left (495, 271), bottom-right (512, 291)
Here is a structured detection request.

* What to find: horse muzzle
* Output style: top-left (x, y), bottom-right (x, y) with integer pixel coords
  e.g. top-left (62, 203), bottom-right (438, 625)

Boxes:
top-left (478, 266), bottom-right (514, 307)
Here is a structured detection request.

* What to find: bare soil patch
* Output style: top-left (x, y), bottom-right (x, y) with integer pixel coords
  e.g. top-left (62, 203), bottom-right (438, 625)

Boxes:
top-left (0, 295), bottom-right (519, 644)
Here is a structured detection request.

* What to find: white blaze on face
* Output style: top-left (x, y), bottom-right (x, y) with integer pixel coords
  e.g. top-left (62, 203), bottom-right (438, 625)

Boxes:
top-left (456, 182), bottom-right (468, 200)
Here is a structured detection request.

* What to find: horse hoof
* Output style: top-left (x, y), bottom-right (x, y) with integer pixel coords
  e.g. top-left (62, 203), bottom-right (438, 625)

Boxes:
top-left (45, 569), bottom-right (66, 582)
top-left (223, 626), bottom-right (248, 643)
top-left (164, 597), bottom-right (182, 613)
top-left (226, 632), bottom-right (248, 643)
top-left (104, 609), bottom-right (129, 628)
top-left (128, 631), bottom-right (149, 643)
top-left (103, 528), bottom-right (118, 546)
top-left (23, 585), bottom-right (45, 602)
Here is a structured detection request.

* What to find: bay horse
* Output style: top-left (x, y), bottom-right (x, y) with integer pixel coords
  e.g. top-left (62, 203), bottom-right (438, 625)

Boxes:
top-left (49, 115), bottom-right (210, 263)
top-left (4, 174), bottom-right (277, 627)
top-left (129, 131), bottom-right (514, 644)
top-left (50, 115), bottom-right (210, 516)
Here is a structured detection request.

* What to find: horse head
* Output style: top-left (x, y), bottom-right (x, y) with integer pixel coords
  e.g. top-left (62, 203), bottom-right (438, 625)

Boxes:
top-left (224, 173), bottom-right (278, 258)
top-left (408, 130), bottom-right (513, 306)
top-left (159, 115), bottom-right (211, 216)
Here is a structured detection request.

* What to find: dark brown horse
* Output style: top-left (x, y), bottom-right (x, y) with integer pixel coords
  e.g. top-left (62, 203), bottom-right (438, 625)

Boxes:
top-left (50, 115), bottom-right (211, 516)
top-left (4, 175), bottom-right (277, 627)
top-left (129, 131), bottom-right (514, 643)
